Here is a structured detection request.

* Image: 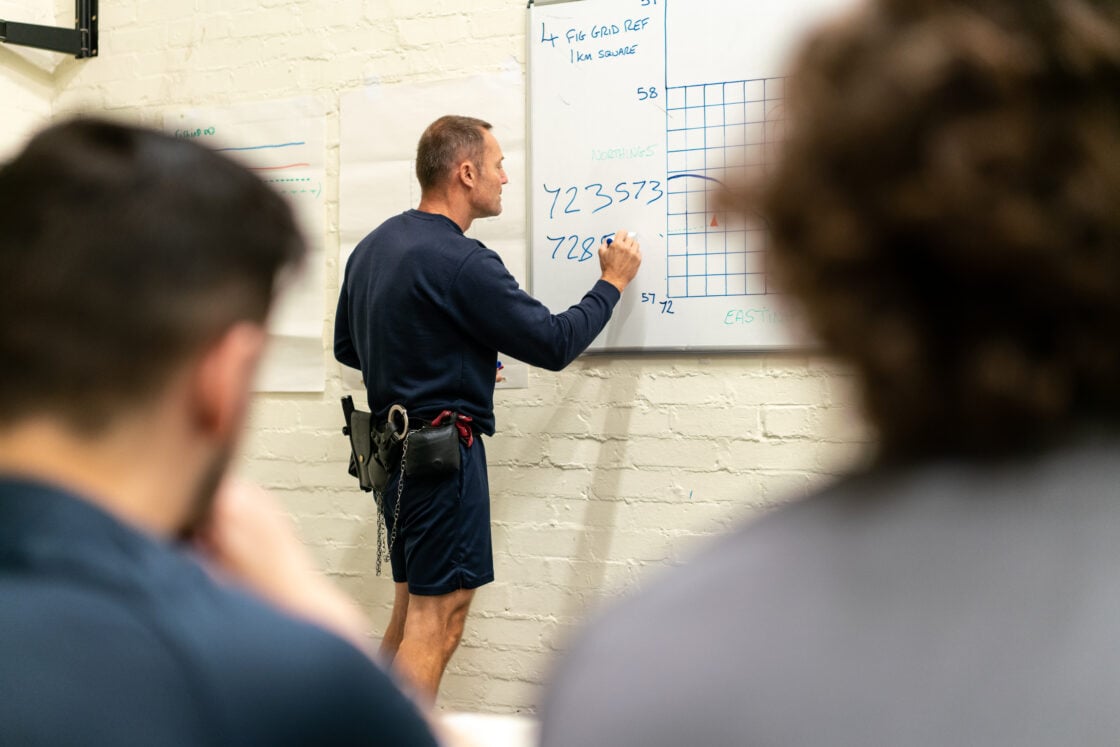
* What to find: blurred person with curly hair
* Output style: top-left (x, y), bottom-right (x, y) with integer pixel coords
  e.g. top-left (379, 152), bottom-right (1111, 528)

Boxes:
top-left (540, 1), bottom-right (1120, 745)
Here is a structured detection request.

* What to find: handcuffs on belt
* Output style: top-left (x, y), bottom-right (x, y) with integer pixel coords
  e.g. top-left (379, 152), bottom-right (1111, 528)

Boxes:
top-left (343, 400), bottom-right (470, 576)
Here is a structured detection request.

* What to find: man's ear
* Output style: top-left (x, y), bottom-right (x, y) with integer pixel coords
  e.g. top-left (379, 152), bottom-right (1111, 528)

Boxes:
top-left (190, 322), bottom-right (267, 441)
top-left (457, 159), bottom-right (477, 189)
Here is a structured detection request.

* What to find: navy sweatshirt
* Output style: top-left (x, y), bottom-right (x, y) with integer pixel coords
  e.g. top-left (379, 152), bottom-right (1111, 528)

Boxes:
top-left (335, 209), bottom-right (620, 435)
top-left (0, 478), bottom-right (438, 747)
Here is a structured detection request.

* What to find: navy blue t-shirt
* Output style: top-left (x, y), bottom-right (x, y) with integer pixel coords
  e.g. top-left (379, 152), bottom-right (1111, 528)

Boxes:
top-left (0, 478), bottom-right (438, 747)
top-left (335, 209), bottom-right (620, 434)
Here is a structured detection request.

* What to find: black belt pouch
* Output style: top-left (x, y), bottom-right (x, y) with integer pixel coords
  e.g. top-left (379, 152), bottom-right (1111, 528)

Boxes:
top-left (403, 423), bottom-right (461, 478)
top-left (348, 410), bottom-right (376, 491)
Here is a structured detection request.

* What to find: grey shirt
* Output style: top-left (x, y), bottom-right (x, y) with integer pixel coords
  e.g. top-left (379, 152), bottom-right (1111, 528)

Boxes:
top-left (541, 435), bottom-right (1120, 746)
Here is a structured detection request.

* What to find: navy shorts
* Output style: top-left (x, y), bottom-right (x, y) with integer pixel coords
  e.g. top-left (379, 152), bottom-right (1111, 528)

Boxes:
top-left (381, 436), bottom-right (494, 596)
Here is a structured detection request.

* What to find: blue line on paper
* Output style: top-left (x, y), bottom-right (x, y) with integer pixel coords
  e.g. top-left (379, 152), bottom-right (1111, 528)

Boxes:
top-left (215, 141), bottom-right (306, 152)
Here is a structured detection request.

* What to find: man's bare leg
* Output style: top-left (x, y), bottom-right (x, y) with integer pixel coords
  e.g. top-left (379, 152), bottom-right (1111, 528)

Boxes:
top-left (379, 582), bottom-right (410, 663)
top-left (393, 587), bottom-right (475, 701)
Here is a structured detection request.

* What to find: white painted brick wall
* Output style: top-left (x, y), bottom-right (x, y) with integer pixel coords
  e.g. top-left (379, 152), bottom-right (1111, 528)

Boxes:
top-left (0, 1), bottom-right (56, 157)
top-left (1, 0), bottom-right (877, 714)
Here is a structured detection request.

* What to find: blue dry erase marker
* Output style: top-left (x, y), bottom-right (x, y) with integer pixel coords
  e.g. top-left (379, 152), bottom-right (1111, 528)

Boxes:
top-left (606, 231), bottom-right (637, 246)
top-left (496, 360), bottom-right (504, 370)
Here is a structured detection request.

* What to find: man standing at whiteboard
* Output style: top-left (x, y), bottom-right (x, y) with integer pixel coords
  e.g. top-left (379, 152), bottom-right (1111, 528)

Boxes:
top-left (335, 115), bottom-right (642, 700)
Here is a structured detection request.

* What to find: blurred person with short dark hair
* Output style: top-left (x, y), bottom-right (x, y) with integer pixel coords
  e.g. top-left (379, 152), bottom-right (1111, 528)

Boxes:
top-left (0, 119), bottom-right (437, 746)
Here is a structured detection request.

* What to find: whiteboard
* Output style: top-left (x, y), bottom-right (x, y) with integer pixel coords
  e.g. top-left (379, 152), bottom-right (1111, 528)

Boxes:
top-left (529, 0), bottom-right (850, 351)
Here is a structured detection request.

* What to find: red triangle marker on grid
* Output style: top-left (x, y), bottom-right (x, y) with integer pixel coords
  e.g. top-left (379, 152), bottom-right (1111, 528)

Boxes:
top-left (710, 215), bottom-right (719, 227)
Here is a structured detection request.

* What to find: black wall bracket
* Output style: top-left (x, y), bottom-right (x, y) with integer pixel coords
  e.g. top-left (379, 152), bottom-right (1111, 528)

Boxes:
top-left (0, 0), bottom-right (97, 59)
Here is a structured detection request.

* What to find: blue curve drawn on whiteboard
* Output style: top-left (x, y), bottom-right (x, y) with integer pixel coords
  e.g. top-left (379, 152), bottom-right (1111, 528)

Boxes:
top-left (666, 173), bottom-right (725, 186)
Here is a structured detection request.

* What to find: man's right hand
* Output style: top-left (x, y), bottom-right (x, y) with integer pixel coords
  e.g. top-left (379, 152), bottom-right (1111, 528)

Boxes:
top-left (599, 230), bottom-right (642, 293)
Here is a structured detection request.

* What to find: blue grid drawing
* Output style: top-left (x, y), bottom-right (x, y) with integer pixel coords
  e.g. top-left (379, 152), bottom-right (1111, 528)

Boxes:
top-left (665, 77), bottom-right (785, 299)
